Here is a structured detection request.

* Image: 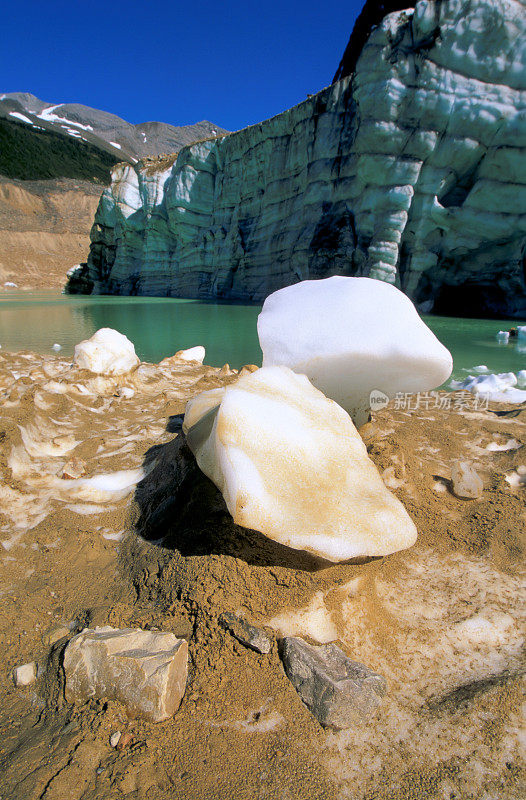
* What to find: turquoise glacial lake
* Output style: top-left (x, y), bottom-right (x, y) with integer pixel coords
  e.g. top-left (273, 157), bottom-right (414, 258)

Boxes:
top-left (0, 291), bottom-right (524, 382)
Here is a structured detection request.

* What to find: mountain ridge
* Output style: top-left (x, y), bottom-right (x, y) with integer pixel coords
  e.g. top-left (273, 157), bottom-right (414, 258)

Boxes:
top-left (0, 92), bottom-right (229, 163)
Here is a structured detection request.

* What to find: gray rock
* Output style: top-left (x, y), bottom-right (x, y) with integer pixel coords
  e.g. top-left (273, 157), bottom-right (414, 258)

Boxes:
top-left (281, 637), bottom-right (387, 729)
top-left (219, 612), bottom-right (272, 654)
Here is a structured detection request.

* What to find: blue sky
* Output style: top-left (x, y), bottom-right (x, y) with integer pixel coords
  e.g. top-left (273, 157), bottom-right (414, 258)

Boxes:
top-left (2, 0), bottom-right (364, 131)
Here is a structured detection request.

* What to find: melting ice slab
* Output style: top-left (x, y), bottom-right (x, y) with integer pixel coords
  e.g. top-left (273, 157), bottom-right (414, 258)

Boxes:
top-left (258, 277), bottom-right (453, 426)
top-left (184, 366), bottom-right (417, 562)
top-left (74, 328), bottom-right (139, 376)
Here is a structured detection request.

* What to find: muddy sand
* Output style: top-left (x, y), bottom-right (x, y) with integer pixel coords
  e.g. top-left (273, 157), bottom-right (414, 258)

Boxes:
top-left (0, 349), bottom-right (524, 799)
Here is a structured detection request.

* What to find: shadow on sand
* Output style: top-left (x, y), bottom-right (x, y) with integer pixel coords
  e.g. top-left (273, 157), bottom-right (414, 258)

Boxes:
top-left (133, 415), bottom-right (338, 572)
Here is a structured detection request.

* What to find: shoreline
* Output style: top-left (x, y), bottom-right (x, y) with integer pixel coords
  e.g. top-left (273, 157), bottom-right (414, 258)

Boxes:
top-left (0, 348), bottom-right (524, 799)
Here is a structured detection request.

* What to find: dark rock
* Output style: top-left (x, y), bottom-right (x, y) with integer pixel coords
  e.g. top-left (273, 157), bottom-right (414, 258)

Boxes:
top-left (281, 637), bottom-right (387, 729)
top-left (333, 0), bottom-right (419, 82)
top-left (219, 612), bottom-right (272, 654)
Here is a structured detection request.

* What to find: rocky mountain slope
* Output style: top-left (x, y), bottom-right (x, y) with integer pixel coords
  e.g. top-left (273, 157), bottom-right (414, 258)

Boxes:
top-left (80, 0), bottom-right (526, 318)
top-left (0, 92), bottom-right (228, 163)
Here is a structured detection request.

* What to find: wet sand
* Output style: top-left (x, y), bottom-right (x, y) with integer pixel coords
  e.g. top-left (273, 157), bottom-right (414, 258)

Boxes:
top-left (0, 349), bottom-right (524, 799)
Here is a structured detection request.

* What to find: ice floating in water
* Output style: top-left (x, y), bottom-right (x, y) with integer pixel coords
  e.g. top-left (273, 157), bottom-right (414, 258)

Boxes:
top-left (496, 330), bottom-right (509, 343)
top-left (74, 328), bottom-right (139, 376)
top-left (184, 365), bottom-right (417, 562)
top-left (462, 365), bottom-right (489, 374)
top-left (517, 326), bottom-right (526, 340)
top-left (451, 372), bottom-right (526, 404)
top-left (258, 277), bottom-right (452, 426)
top-left (52, 343), bottom-right (62, 352)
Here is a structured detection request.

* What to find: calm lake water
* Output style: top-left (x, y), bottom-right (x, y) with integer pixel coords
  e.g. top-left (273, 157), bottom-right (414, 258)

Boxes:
top-left (0, 291), bottom-right (524, 382)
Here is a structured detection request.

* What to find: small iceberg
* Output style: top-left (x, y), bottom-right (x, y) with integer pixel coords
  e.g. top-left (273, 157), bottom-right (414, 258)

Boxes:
top-left (451, 371), bottom-right (526, 404)
top-left (258, 276), bottom-right (452, 427)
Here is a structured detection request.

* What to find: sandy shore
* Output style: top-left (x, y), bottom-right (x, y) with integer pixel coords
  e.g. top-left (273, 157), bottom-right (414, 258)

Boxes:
top-left (0, 349), bottom-right (524, 799)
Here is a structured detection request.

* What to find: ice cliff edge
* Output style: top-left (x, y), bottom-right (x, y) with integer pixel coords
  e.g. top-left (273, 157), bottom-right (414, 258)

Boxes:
top-left (79, 0), bottom-right (526, 318)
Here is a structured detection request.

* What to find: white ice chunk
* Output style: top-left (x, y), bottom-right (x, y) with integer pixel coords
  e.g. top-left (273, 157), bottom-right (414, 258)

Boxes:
top-left (183, 387), bottom-right (225, 433)
top-left (451, 461), bottom-right (483, 499)
top-left (65, 468), bottom-right (145, 502)
top-left (184, 365), bottom-right (417, 562)
top-left (258, 277), bottom-right (452, 426)
top-left (462, 365), bottom-right (489, 374)
top-left (116, 386), bottom-right (135, 399)
top-left (486, 439), bottom-right (520, 452)
top-left (174, 345), bottom-right (205, 363)
top-left (517, 326), bottom-right (526, 341)
top-left (451, 372), bottom-right (526, 403)
top-left (496, 330), bottom-right (509, 343)
top-left (74, 328), bottom-right (139, 376)
top-left (52, 343), bottom-right (62, 352)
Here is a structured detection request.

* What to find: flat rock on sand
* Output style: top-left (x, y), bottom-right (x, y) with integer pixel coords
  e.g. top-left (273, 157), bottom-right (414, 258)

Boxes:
top-left (64, 626), bottom-right (188, 722)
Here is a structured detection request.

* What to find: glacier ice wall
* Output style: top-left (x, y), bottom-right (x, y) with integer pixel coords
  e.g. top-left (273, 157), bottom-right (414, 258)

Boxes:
top-left (84, 0), bottom-right (526, 317)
